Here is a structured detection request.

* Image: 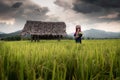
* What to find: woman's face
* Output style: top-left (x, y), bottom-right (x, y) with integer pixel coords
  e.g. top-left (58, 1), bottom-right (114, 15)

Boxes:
top-left (77, 28), bottom-right (80, 32)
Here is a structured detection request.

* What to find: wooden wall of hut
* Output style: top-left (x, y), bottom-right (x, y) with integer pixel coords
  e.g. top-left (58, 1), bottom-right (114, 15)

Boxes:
top-left (31, 35), bottom-right (63, 42)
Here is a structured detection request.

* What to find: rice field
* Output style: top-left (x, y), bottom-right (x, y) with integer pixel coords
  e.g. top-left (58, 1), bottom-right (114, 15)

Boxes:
top-left (0, 39), bottom-right (120, 80)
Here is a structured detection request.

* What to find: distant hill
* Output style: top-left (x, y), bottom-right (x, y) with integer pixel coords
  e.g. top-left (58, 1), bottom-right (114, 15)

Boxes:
top-left (68, 29), bottom-right (120, 39)
top-left (0, 30), bottom-right (22, 38)
top-left (0, 29), bottom-right (120, 39)
top-left (0, 32), bottom-right (5, 34)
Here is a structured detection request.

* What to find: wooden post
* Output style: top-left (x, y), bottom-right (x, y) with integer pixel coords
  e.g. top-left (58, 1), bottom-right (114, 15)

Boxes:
top-left (58, 35), bottom-right (60, 41)
top-left (31, 35), bottom-right (33, 42)
top-left (38, 35), bottom-right (40, 42)
top-left (37, 35), bottom-right (39, 42)
top-left (35, 35), bottom-right (37, 42)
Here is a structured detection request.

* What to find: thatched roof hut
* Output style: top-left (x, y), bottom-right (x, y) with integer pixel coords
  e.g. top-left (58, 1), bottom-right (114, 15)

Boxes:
top-left (22, 20), bottom-right (66, 36)
top-left (21, 20), bottom-right (66, 41)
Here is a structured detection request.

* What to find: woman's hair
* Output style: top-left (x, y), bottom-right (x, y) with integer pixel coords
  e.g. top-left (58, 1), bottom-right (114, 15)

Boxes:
top-left (76, 25), bottom-right (81, 32)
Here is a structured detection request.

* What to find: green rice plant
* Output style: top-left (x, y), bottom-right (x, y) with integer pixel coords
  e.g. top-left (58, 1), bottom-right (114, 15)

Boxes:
top-left (0, 39), bottom-right (120, 80)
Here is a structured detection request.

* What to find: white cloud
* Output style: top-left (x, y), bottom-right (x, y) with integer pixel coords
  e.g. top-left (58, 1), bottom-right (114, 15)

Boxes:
top-left (0, 0), bottom-right (120, 33)
top-left (99, 12), bottom-right (119, 19)
top-left (31, 0), bottom-right (89, 34)
top-left (0, 18), bottom-right (15, 25)
top-left (91, 21), bottom-right (120, 32)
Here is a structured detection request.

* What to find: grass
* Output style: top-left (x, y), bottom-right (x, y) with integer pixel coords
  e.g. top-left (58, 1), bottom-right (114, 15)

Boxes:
top-left (0, 39), bottom-right (120, 80)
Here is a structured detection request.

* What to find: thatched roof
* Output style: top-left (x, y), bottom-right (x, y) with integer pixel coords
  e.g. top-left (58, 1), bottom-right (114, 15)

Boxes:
top-left (21, 21), bottom-right (66, 36)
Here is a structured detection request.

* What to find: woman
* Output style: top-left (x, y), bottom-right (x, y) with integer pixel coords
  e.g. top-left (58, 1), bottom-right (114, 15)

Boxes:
top-left (74, 25), bottom-right (83, 43)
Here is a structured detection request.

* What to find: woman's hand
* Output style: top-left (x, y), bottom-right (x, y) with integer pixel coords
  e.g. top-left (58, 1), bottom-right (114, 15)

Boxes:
top-left (75, 33), bottom-right (79, 38)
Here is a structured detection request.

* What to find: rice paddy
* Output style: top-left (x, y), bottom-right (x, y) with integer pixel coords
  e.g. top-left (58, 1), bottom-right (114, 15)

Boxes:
top-left (0, 39), bottom-right (120, 80)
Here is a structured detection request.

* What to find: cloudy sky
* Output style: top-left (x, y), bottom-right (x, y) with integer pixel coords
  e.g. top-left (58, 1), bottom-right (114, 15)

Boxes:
top-left (0, 0), bottom-right (120, 33)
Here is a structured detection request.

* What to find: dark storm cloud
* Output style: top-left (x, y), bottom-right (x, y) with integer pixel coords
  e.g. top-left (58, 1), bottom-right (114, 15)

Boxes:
top-left (54, 0), bottom-right (120, 22)
top-left (73, 0), bottom-right (120, 14)
top-left (12, 2), bottom-right (23, 8)
top-left (0, 0), bottom-right (49, 23)
top-left (79, 0), bottom-right (120, 8)
top-left (0, 2), bottom-right (11, 14)
top-left (54, 0), bottom-right (73, 9)
top-left (73, 1), bottom-right (103, 14)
